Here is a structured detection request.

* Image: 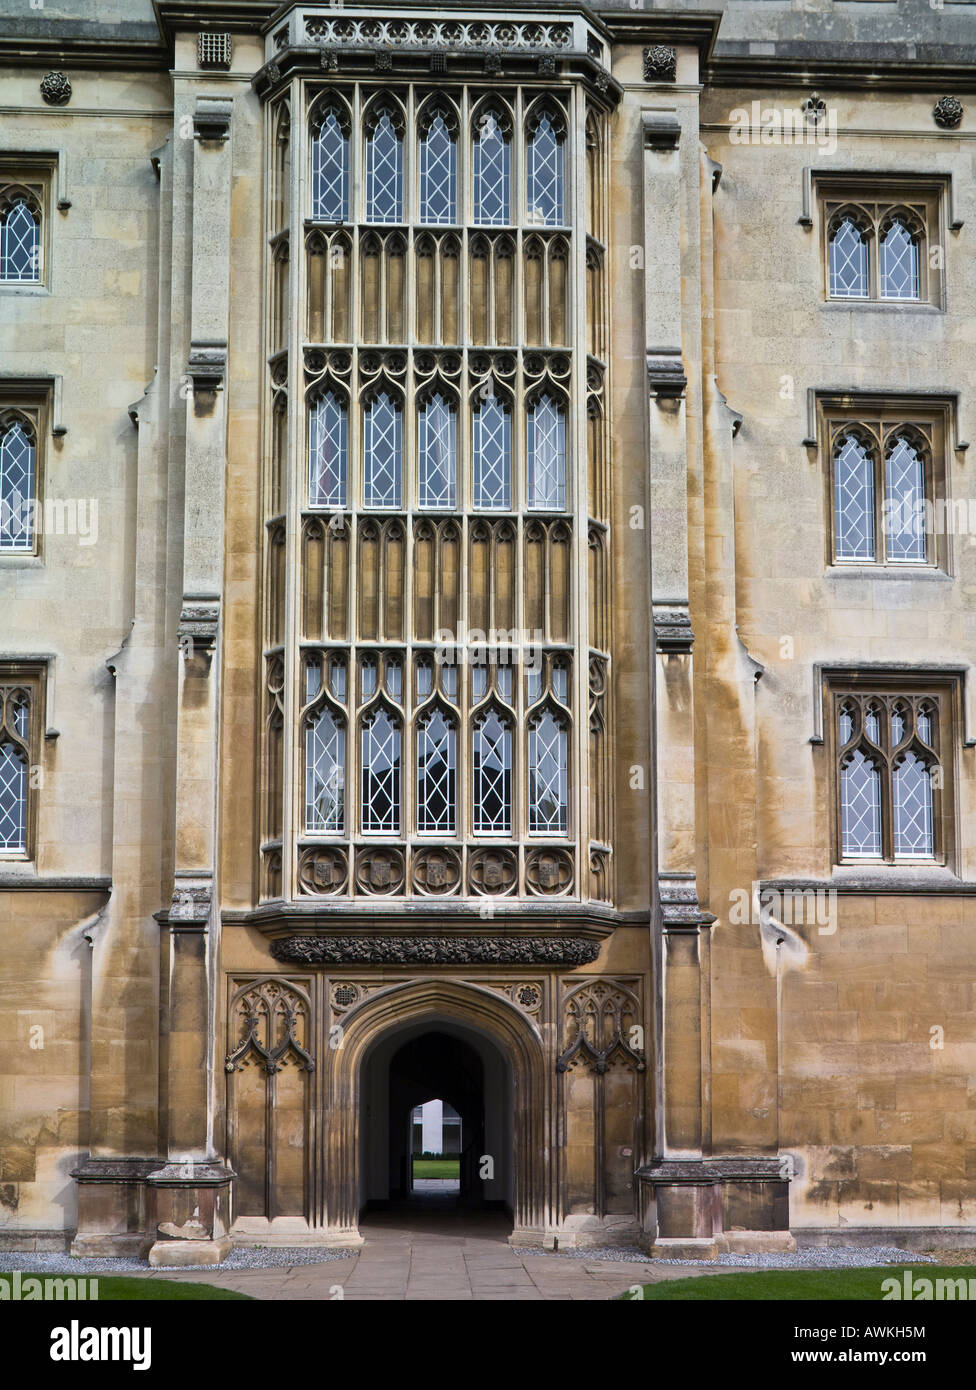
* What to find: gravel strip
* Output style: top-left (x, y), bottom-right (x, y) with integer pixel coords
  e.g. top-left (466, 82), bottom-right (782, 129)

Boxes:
top-left (512, 1244), bottom-right (937, 1268)
top-left (0, 1247), bottom-right (355, 1275)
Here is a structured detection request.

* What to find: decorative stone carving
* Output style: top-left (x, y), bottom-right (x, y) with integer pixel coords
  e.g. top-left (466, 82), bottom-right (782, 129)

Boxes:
top-left (412, 847), bottom-right (461, 896)
top-left (40, 71), bottom-right (71, 106)
top-left (178, 601), bottom-right (219, 652)
top-left (513, 982), bottom-right (543, 1012)
top-left (468, 847), bottom-right (518, 896)
top-left (557, 979), bottom-right (645, 1074)
top-left (653, 606), bottom-right (694, 654)
top-left (329, 981), bottom-right (362, 1011)
top-left (198, 32), bottom-right (232, 69)
top-left (538, 55), bottom-right (556, 77)
top-left (355, 847), bottom-right (405, 896)
top-left (802, 92), bottom-right (827, 126)
top-left (270, 935), bottom-right (602, 966)
top-left (933, 96), bottom-right (963, 130)
top-left (262, 847), bottom-right (282, 900)
top-left (225, 978), bottom-right (314, 1073)
top-left (168, 882), bottom-right (211, 925)
top-left (303, 16), bottom-right (573, 52)
top-left (526, 848), bottom-right (574, 896)
top-left (589, 847), bottom-right (611, 903)
top-left (298, 845), bottom-right (348, 896)
top-left (430, 52), bottom-right (445, 74)
top-left (485, 52), bottom-right (502, 75)
top-left (642, 45), bottom-right (676, 83)
top-left (595, 69), bottom-right (610, 95)
top-left (646, 353), bottom-right (687, 397)
top-left (192, 98), bottom-right (232, 143)
top-left (320, 49), bottom-right (339, 72)
top-left (659, 874), bottom-right (717, 932)
top-left (375, 48), bottom-right (393, 71)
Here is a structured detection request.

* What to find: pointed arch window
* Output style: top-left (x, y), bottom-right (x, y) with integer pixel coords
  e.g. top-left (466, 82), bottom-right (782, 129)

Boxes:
top-left (828, 216), bottom-right (868, 299)
top-left (884, 433), bottom-right (926, 563)
top-left (361, 708), bottom-right (401, 834)
top-left (880, 217), bottom-right (920, 301)
top-left (893, 752), bottom-right (933, 858)
top-left (418, 392), bottom-right (456, 509)
top-left (311, 106), bottom-right (350, 222)
top-left (528, 709), bottom-right (568, 834)
top-left (417, 708), bottom-right (457, 834)
top-left (833, 433), bottom-right (875, 561)
top-left (473, 708), bottom-right (512, 834)
top-left (365, 107), bottom-right (403, 224)
top-left (305, 707), bottom-right (345, 832)
top-left (526, 111), bottom-right (565, 227)
top-left (840, 746), bottom-right (882, 858)
top-left (419, 109), bottom-right (457, 226)
top-left (473, 394), bottom-right (511, 510)
top-left (309, 390), bottom-right (347, 509)
top-left (363, 391), bottom-right (402, 509)
top-left (0, 416), bottom-right (36, 552)
top-left (527, 393), bottom-right (566, 510)
top-left (0, 196), bottom-right (40, 282)
top-left (473, 109), bottom-right (510, 227)
top-left (0, 679), bottom-right (36, 856)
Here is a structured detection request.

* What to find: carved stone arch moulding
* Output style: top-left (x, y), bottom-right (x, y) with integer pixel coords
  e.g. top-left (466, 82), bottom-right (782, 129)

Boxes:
top-left (557, 977), bottom-right (645, 1074)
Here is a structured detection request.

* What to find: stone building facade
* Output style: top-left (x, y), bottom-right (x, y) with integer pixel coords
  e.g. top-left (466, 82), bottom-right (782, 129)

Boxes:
top-left (1, 0), bottom-right (974, 1262)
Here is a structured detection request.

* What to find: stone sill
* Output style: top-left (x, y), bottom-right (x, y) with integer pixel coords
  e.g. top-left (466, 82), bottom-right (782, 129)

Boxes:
top-left (760, 867), bottom-right (976, 895)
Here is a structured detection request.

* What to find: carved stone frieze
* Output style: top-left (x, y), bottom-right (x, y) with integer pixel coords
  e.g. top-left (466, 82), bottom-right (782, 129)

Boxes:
top-left (270, 935), bottom-right (602, 966)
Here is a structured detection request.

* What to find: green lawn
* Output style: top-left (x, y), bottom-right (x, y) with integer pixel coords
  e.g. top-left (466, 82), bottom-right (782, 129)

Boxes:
top-left (85, 1277), bottom-right (252, 1301)
top-left (620, 1265), bottom-right (976, 1301)
top-left (413, 1158), bottom-right (460, 1180)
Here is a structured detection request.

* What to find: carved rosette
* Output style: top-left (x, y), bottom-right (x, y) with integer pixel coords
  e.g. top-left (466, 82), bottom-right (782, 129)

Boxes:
top-left (329, 981), bottom-right (363, 1011)
top-left (355, 846), bottom-right (406, 895)
top-left (298, 845), bottom-right (348, 896)
top-left (40, 71), bottom-right (72, 106)
top-left (411, 847), bottom-right (462, 896)
top-left (468, 847), bottom-right (518, 896)
top-left (526, 847), bottom-right (574, 896)
top-left (642, 45), bottom-right (676, 83)
top-left (933, 97), bottom-right (963, 130)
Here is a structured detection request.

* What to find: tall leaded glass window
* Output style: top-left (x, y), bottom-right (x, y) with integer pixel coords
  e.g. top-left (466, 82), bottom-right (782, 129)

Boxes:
top-left (361, 708), bottom-right (401, 833)
top-left (0, 196), bottom-right (40, 283)
top-left (417, 708), bottom-right (456, 834)
top-left (419, 107), bottom-right (457, 226)
top-left (363, 391), bottom-right (402, 509)
top-left (309, 390), bottom-right (347, 509)
top-left (526, 111), bottom-right (565, 227)
top-left (305, 708), bottom-right (345, 832)
top-left (473, 395), bottom-right (511, 510)
top-left (365, 105), bottom-right (404, 225)
top-left (473, 708), bottom-right (512, 834)
top-left (880, 218), bottom-right (920, 300)
top-left (884, 434), bottom-right (926, 563)
top-left (833, 433), bottom-right (875, 561)
top-left (0, 416), bottom-right (35, 553)
top-left (528, 710), bottom-right (568, 834)
top-left (828, 216), bottom-right (868, 298)
top-left (418, 392), bottom-right (456, 509)
top-left (311, 106), bottom-right (350, 222)
top-left (835, 690), bottom-right (944, 863)
top-left (473, 108), bottom-right (511, 227)
top-left (527, 394), bottom-right (566, 510)
top-left (0, 684), bottom-right (32, 854)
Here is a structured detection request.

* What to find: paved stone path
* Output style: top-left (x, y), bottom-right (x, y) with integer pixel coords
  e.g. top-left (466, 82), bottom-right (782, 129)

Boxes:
top-left (130, 1200), bottom-right (722, 1301)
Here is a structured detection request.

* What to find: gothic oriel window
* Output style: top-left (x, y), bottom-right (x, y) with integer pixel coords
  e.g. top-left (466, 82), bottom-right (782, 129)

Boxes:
top-left (528, 709), bottom-right (569, 833)
top-left (827, 408), bottom-right (944, 567)
top-left (417, 707), bottom-right (457, 834)
top-left (0, 412), bottom-right (36, 552)
top-left (419, 102), bottom-right (458, 226)
top-left (417, 391), bottom-right (457, 509)
top-left (833, 690), bottom-right (946, 863)
top-left (311, 102), bottom-right (350, 222)
top-left (526, 106), bottom-right (566, 227)
top-left (309, 390), bottom-right (348, 508)
top-left (473, 706), bottom-right (513, 834)
top-left (472, 105), bottom-right (511, 227)
top-left (472, 393), bottom-right (512, 510)
top-left (527, 393), bottom-right (566, 510)
top-left (0, 189), bottom-right (41, 283)
top-left (361, 707), bottom-right (401, 834)
top-left (0, 671), bottom-right (42, 857)
top-left (819, 182), bottom-right (943, 307)
top-left (364, 100), bottom-right (404, 225)
top-left (363, 390), bottom-right (402, 509)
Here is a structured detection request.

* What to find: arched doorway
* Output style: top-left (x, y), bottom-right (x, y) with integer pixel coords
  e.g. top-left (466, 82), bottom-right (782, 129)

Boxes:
top-left (360, 1023), bottom-right (512, 1212)
top-left (324, 978), bottom-right (549, 1245)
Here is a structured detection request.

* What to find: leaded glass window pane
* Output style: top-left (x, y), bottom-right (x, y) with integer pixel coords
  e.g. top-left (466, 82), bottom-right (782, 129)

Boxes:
top-left (473, 396), bottom-right (511, 510)
top-left (365, 110), bottom-right (403, 224)
top-left (0, 743), bottom-right (27, 851)
top-left (893, 753), bottom-right (934, 858)
top-left (0, 422), bottom-right (35, 552)
top-left (361, 709), bottom-right (400, 833)
top-left (839, 705), bottom-right (854, 745)
top-left (363, 392), bottom-right (402, 509)
top-left (311, 110), bottom-right (349, 221)
top-left (526, 116), bottom-right (564, 227)
top-left (884, 435), bottom-right (926, 562)
top-left (417, 709), bottom-right (456, 833)
top-left (841, 749), bottom-right (882, 858)
top-left (305, 710), bottom-right (345, 832)
top-left (1, 201), bottom-right (39, 282)
top-left (418, 393), bottom-right (457, 508)
top-left (880, 220), bottom-right (919, 300)
top-left (473, 710), bottom-right (512, 834)
top-left (528, 395), bottom-right (566, 510)
top-left (552, 662), bottom-right (569, 704)
top-left (420, 114), bottom-right (457, 225)
top-left (917, 706), bottom-right (933, 745)
top-left (834, 434), bottom-right (875, 561)
top-left (865, 706), bottom-right (881, 744)
top-left (829, 218), bottom-right (868, 298)
top-left (891, 708), bottom-right (905, 746)
top-left (529, 711), bottom-right (568, 834)
top-left (473, 112), bottom-right (510, 227)
top-left (309, 391), bottom-right (347, 508)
